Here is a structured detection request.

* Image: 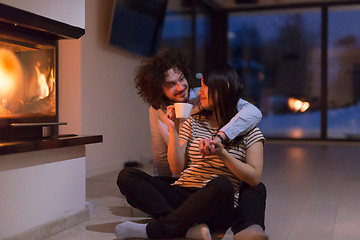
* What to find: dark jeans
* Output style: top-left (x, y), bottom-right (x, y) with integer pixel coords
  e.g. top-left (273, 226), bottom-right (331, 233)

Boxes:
top-left (152, 176), bottom-right (268, 233)
top-left (232, 181), bottom-right (267, 234)
top-left (117, 167), bottom-right (234, 239)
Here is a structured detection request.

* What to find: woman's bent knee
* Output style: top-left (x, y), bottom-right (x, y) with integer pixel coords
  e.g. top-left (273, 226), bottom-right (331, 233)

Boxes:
top-left (208, 176), bottom-right (234, 198)
top-left (117, 167), bottom-right (141, 188)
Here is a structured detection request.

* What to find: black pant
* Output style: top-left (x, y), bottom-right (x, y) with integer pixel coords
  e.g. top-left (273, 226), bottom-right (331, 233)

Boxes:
top-left (117, 167), bottom-right (234, 239)
top-left (232, 181), bottom-right (267, 234)
top-left (153, 175), bottom-right (268, 233)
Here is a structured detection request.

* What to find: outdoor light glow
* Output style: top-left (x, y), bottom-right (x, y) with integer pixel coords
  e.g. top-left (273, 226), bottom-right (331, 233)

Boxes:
top-left (300, 102), bottom-right (310, 112)
top-left (288, 97), bottom-right (310, 113)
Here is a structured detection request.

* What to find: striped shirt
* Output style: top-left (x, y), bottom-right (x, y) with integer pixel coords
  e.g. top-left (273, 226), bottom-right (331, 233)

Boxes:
top-left (172, 114), bottom-right (264, 198)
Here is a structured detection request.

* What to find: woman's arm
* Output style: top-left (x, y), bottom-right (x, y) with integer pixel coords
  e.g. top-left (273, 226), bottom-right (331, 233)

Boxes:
top-left (163, 106), bottom-right (187, 175)
top-left (213, 140), bottom-right (264, 187)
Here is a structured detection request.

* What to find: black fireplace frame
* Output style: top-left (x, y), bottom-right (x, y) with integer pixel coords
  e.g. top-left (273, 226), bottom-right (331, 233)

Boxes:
top-left (0, 3), bottom-right (85, 140)
top-left (0, 3), bottom-right (85, 39)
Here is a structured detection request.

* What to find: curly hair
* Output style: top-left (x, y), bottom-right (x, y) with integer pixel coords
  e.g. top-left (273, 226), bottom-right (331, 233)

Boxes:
top-left (134, 48), bottom-right (192, 109)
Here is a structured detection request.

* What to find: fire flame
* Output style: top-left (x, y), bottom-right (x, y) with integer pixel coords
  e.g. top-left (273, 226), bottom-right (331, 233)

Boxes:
top-left (0, 49), bottom-right (19, 96)
top-left (288, 97), bottom-right (310, 113)
top-left (0, 48), bottom-right (54, 115)
top-left (0, 48), bottom-right (23, 114)
top-left (35, 62), bottom-right (49, 100)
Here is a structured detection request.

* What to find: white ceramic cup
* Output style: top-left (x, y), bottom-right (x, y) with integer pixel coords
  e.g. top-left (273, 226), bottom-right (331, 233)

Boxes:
top-left (174, 103), bottom-right (193, 118)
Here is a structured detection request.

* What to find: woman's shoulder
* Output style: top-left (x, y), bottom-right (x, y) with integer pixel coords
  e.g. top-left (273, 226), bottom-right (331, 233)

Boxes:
top-left (244, 127), bottom-right (265, 146)
top-left (248, 126), bottom-right (262, 134)
top-left (183, 115), bottom-right (206, 128)
top-left (190, 114), bottom-right (206, 122)
top-left (228, 127), bottom-right (264, 148)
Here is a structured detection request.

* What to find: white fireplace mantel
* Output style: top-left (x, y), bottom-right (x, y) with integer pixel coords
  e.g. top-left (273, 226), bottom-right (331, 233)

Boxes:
top-left (0, 136), bottom-right (102, 240)
top-left (0, 1), bottom-right (94, 239)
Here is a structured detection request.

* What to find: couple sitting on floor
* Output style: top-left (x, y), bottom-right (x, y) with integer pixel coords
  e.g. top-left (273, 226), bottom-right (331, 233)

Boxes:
top-left (116, 48), bottom-right (268, 240)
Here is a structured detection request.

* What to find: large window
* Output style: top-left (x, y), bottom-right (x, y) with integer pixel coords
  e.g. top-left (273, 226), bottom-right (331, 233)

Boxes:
top-left (228, 3), bottom-right (360, 140)
top-left (160, 1), bottom-right (193, 55)
top-left (327, 5), bottom-right (360, 139)
top-left (161, 1), bottom-right (360, 140)
top-left (228, 9), bottom-right (321, 139)
top-left (161, 0), bottom-right (216, 87)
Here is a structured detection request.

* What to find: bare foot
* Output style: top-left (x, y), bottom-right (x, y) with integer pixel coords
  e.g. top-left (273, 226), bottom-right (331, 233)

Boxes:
top-left (233, 224), bottom-right (268, 240)
top-left (186, 223), bottom-right (212, 240)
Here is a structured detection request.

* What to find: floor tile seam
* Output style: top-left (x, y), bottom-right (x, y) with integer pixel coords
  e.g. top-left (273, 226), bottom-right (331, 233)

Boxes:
top-left (284, 180), bottom-right (321, 240)
top-left (330, 177), bottom-right (346, 240)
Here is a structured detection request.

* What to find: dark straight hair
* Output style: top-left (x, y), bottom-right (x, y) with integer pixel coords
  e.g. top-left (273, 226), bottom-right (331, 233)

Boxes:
top-left (202, 64), bottom-right (244, 129)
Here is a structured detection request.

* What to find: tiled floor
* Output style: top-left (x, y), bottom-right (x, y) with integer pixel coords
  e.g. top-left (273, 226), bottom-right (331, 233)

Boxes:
top-left (45, 141), bottom-right (360, 240)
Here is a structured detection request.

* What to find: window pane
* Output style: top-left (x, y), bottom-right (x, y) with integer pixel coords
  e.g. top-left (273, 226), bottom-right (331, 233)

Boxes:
top-left (161, 1), bottom-right (192, 55)
top-left (327, 5), bottom-right (360, 139)
top-left (195, 11), bottom-right (211, 76)
top-left (161, 1), bottom-right (213, 87)
top-left (228, 9), bottom-right (321, 139)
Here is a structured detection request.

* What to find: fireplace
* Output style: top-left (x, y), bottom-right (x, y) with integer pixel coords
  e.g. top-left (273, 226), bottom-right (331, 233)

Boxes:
top-left (0, 3), bottom-right (104, 239)
top-left (0, 3), bottom-right (84, 140)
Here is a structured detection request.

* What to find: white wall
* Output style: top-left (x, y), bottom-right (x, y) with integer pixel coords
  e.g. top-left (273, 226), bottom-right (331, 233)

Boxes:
top-left (0, 146), bottom-right (86, 239)
top-left (81, 0), bottom-right (152, 177)
top-left (58, 39), bottom-right (82, 135)
top-left (0, 0), bottom-right (85, 28)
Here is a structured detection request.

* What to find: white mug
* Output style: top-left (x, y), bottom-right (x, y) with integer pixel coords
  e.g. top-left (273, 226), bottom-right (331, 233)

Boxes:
top-left (174, 103), bottom-right (193, 118)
